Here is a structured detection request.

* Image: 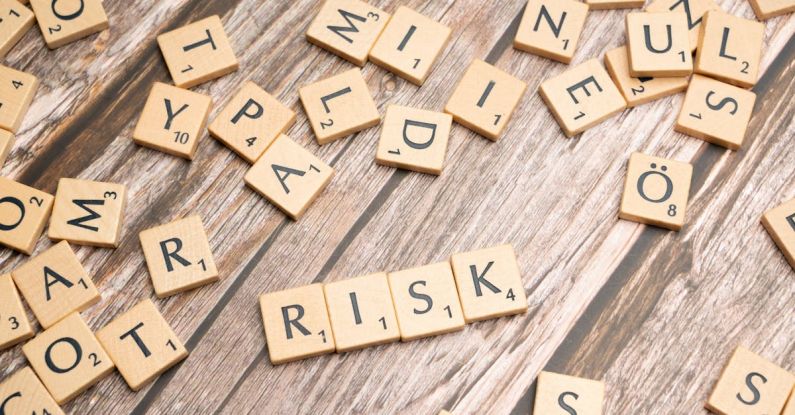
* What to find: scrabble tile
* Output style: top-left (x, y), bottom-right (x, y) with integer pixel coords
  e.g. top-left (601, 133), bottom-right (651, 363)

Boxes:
top-left (0, 273), bottom-right (34, 350)
top-left (208, 81), bottom-right (296, 164)
top-left (762, 198), bottom-right (795, 270)
top-left (0, 0), bottom-right (35, 58)
top-left (47, 178), bottom-right (127, 248)
top-left (619, 152), bottom-right (692, 231)
top-left (299, 68), bottom-right (380, 145)
top-left (706, 346), bottom-right (795, 415)
top-left (784, 388), bottom-right (795, 415)
top-left (0, 367), bottom-right (65, 415)
top-left (245, 135), bottom-right (333, 220)
top-left (604, 46), bottom-right (688, 107)
top-left (375, 105), bottom-right (452, 175)
top-left (323, 273), bottom-right (400, 352)
top-left (22, 312), bottom-right (114, 404)
top-left (157, 15), bottom-right (239, 89)
top-left (259, 283), bottom-right (335, 364)
top-left (132, 82), bottom-right (212, 160)
top-left (0, 177), bottom-right (53, 254)
top-left (675, 74), bottom-right (755, 150)
top-left (626, 12), bottom-right (693, 77)
top-left (535, 371), bottom-right (605, 415)
top-left (694, 11), bottom-right (764, 88)
top-left (12, 241), bottom-right (100, 328)
top-left (449, 244), bottom-right (528, 323)
top-left (539, 59), bottom-right (626, 137)
top-left (306, 0), bottom-right (389, 66)
top-left (444, 59), bottom-right (527, 141)
top-left (748, 0), bottom-right (795, 19)
top-left (96, 299), bottom-right (188, 391)
top-left (584, 0), bottom-right (644, 9)
top-left (139, 215), bottom-right (218, 298)
top-left (0, 64), bottom-right (38, 133)
top-left (28, 0), bottom-right (108, 49)
top-left (387, 261), bottom-right (465, 341)
top-left (368, 6), bottom-right (451, 86)
top-left (514, 0), bottom-right (589, 64)
top-left (0, 129), bottom-right (14, 167)
top-left (646, 0), bottom-right (721, 51)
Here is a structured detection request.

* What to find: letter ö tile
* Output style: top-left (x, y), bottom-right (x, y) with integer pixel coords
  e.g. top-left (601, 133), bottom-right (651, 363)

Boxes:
top-left (306, 0), bottom-right (390, 66)
top-left (48, 178), bottom-right (127, 248)
top-left (375, 105), bottom-right (452, 175)
top-left (0, 177), bottom-right (53, 254)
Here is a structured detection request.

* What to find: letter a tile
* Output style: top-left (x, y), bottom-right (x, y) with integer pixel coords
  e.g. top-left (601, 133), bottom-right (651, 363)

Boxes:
top-left (0, 64), bottom-right (38, 133)
top-left (535, 371), bottom-right (605, 415)
top-left (29, 0), bottom-right (108, 49)
top-left (604, 46), bottom-right (688, 107)
top-left (0, 177), bottom-right (53, 254)
top-left (619, 152), bottom-right (692, 231)
top-left (0, 273), bottom-right (34, 350)
top-left (514, 0), bottom-right (589, 64)
top-left (762, 198), bottom-right (795, 271)
top-left (695, 11), bottom-right (764, 88)
top-left (646, 0), bottom-right (721, 51)
top-left (375, 105), bottom-right (452, 175)
top-left (0, 367), bottom-right (65, 415)
top-left (626, 12), bottom-right (692, 77)
top-left (306, 0), bottom-right (390, 66)
top-left (48, 178), bottom-right (127, 248)
top-left (0, 0), bottom-right (35, 58)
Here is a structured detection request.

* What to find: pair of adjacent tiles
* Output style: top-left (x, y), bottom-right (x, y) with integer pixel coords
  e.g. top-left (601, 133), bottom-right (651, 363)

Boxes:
top-left (535, 371), bottom-right (605, 415)
top-left (259, 244), bottom-right (528, 365)
top-left (762, 197), bottom-right (795, 271)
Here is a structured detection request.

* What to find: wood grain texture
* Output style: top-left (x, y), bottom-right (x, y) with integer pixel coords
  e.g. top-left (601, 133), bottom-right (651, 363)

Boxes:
top-left (0, 0), bottom-right (793, 414)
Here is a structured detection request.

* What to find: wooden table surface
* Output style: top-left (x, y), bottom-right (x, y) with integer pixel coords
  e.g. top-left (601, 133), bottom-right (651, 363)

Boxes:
top-left (1, 0), bottom-right (793, 414)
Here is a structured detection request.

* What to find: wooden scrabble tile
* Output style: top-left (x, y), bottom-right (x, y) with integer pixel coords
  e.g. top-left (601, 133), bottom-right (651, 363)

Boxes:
top-left (0, 64), bottom-right (38, 133)
top-left (139, 215), bottom-right (218, 298)
top-left (584, 0), bottom-right (644, 9)
top-left (244, 134), bottom-right (334, 220)
top-left (299, 68), bottom-right (380, 145)
top-left (306, 0), bottom-right (389, 66)
top-left (259, 283), bottom-right (335, 365)
top-left (626, 12), bottom-right (693, 77)
top-left (0, 129), bottom-right (14, 167)
top-left (444, 60), bottom-right (527, 141)
top-left (157, 15), bottom-right (239, 89)
top-left (47, 178), bottom-right (127, 248)
top-left (535, 371), bottom-right (605, 415)
top-left (706, 346), bottom-right (795, 415)
top-left (646, 0), bottom-right (721, 51)
top-left (96, 299), bottom-right (188, 391)
top-left (0, 177), bottom-right (53, 254)
top-left (604, 46), bottom-right (689, 107)
top-left (449, 244), bottom-right (528, 323)
top-left (368, 6), bottom-right (451, 86)
top-left (784, 387), bottom-right (795, 415)
top-left (748, 0), bottom-right (795, 19)
top-left (208, 81), bottom-right (296, 164)
top-left (323, 273), bottom-right (400, 352)
top-left (514, 0), bottom-right (589, 64)
top-left (619, 152), bottom-right (692, 231)
top-left (0, 0), bottom-right (35, 58)
top-left (675, 74), bottom-right (756, 150)
top-left (0, 273), bottom-right (34, 350)
top-left (375, 105), bottom-right (452, 175)
top-left (0, 367), bottom-right (65, 415)
top-left (387, 261), bottom-right (465, 342)
top-left (132, 82), bottom-right (212, 160)
top-left (22, 312), bottom-right (114, 404)
top-left (761, 198), bottom-right (795, 270)
top-left (694, 11), bottom-right (764, 88)
top-left (539, 59), bottom-right (626, 137)
top-left (28, 0), bottom-right (108, 49)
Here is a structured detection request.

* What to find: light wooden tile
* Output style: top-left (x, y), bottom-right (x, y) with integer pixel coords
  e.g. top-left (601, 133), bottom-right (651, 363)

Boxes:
top-left (0, 273), bottom-right (33, 350)
top-left (244, 134), bottom-right (334, 220)
top-left (375, 105), bottom-right (452, 175)
top-left (449, 244), bottom-right (528, 323)
top-left (626, 12), bottom-right (693, 77)
top-left (585, 0), bottom-right (644, 9)
top-left (323, 273), bottom-right (400, 352)
top-left (259, 283), bottom-right (335, 365)
top-left (139, 215), bottom-right (218, 298)
top-left (47, 178), bottom-right (126, 248)
top-left (444, 59), bottom-right (527, 141)
top-left (299, 68), bottom-right (380, 145)
top-left (0, 64), bottom-right (38, 133)
top-left (0, 366), bottom-right (65, 415)
top-left (28, 0), bottom-right (107, 49)
top-left (748, 0), bottom-right (795, 19)
top-left (514, 0), bottom-right (589, 64)
top-left (706, 346), bottom-right (795, 415)
top-left (646, 0), bottom-right (721, 51)
top-left (675, 74), bottom-right (755, 150)
top-left (208, 81), bottom-right (296, 164)
top-left (0, 177), bottom-right (53, 254)
top-left (22, 312), bottom-right (114, 404)
top-left (0, 0), bottom-right (34, 58)
top-left (387, 261), bottom-right (465, 342)
top-left (96, 299), bottom-right (188, 391)
top-left (694, 11), bottom-right (764, 88)
top-left (369, 6), bottom-right (451, 86)
top-left (604, 46), bottom-right (689, 107)
top-left (535, 371), bottom-right (605, 415)
top-left (539, 58), bottom-right (626, 137)
top-left (761, 198), bottom-right (795, 271)
top-left (0, 129), bottom-right (13, 167)
top-left (619, 152), bottom-right (692, 231)
top-left (784, 387), bottom-right (795, 415)
top-left (132, 82), bottom-right (212, 160)
top-left (157, 15), bottom-right (238, 89)
top-left (306, 0), bottom-right (389, 66)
